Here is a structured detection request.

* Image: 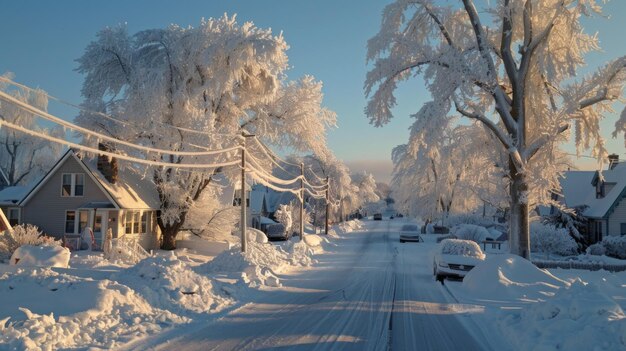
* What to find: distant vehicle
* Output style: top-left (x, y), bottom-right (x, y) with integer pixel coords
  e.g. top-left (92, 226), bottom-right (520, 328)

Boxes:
top-left (396, 213), bottom-right (404, 218)
top-left (373, 213), bottom-right (383, 221)
top-left (433, 239), bottom-right (485, 283)
top-left (399, 224), bottom-right (422, 243)
top-left (265, 223), bottom-right (290, 241)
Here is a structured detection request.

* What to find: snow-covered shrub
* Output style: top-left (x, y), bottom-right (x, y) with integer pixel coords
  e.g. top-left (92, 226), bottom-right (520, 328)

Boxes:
top-left (601, 236), bottom-right (626, 259)
top-left (274, 204), bottom-right (293, 235)
top-left (542, 205), bottom-right (588, 251)
top-left (186, 190), bottom-right (239, 241)
top-left (586, 243), bottom-right (607, 256)
top-left (452, 224), bottom-right (490, 244)
top-left (530, 222), bottom-right (578, 257)
top-left (0, 224), bottom-right (60, 261)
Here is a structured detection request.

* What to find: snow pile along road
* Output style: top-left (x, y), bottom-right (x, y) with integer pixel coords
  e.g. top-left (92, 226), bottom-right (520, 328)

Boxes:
top-left (328, 219), bottom-right (363, 237)
top-left (197, 230), bottom-right (316, 289)
top-left (499, 280), bottom-right (626, 350)
top-left (462, 254), bottom-right (569, 302)
top-left (112, 252), bottom-right (234, 316)
top-left (0, 268), bottom-right (185, 351)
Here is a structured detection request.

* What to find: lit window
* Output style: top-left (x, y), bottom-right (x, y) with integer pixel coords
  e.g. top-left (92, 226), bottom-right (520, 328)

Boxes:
top-left (141, 212), bottom-right (150, 233)
top-left (79, 211), bottom-right (89, 234)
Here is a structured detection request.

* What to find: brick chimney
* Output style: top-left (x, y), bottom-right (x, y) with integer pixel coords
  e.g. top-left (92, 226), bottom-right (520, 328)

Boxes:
top-left (97, 143), bottom-right (118, 184)
top-left (608, 153), bottom-right (619, 170)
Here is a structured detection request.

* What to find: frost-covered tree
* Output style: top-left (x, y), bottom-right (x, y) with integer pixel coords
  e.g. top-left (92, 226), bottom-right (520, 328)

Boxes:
top-left (351, 172), bottom-right (380, 206)
top-left (76, 16), bottom-right (335, 249)
top-left (0, 73), bottom-right (64, 186)
top-left (392, 117), bottom-right (504, 223)
top-left (366, 0), bottom-right (626, 258)
top-left (274, 204), bottom-right (293, 235)
top-left (186, 187), bottom-right (239, 241)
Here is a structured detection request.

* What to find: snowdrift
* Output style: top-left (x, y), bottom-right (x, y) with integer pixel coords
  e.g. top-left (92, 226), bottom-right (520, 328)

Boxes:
top-left (197, 238), bottom-right (316, 289)
top-left (329, 220), bottom-right (364, 237)
top-left (0, 268), bottom-right (184, 350)
top-left (112, 253), bottom-right (233, 316)
top-left (499, 280), bottom-right (626, 350)
top-left (462, 254), bottom-right (569, 302)
top-left (10, 245), bottom-right (70, 268)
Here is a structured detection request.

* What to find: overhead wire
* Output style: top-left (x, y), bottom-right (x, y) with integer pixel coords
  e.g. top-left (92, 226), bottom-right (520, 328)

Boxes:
top-left (0, 119), bottom-right (241, 169)
top-left (0, 76), bottom-right (243, 139)
top-left (0, 90), bottom-right (243, 157)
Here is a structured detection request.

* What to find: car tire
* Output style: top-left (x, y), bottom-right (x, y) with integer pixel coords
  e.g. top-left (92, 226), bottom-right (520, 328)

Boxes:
top-left (436, 274), bottom-right (444, 284)
top-left (400, 239), bottom-right (404, 243)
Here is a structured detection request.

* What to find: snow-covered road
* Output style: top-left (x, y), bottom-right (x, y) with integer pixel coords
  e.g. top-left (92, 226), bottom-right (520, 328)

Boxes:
top-left (132, 220), bottom-right (492, 350)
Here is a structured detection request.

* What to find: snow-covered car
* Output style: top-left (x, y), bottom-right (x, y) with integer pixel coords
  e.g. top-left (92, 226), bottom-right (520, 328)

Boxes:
top-left (265, 223), bottom-right (290, 241)
top-left (399, 224), bottom-right (422, 243)
top-left (373, 213), bottom-right (383, 221)
top-left (433, 239), bottom-right (485, 282)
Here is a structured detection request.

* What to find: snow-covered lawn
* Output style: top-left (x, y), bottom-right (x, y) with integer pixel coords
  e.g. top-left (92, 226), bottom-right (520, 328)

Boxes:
top-left (0, 223), bottom-right (347, 350)
top-left (446, 253), bottom-right (626, 350)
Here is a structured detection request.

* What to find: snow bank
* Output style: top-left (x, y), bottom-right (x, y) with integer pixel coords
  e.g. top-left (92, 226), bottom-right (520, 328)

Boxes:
top-left (499, 280), bottom-right (626, 350)
top-left (0, 268), bottom-right (184, 350)
top-left (462, 254), bottom-right (569, 302)
top-left (112, 253), bottom-right (233, 316)
top-left (329, 220), bottom-right (364, 237)
top-left (248, 228), bottom-right (268, 244)
top-left (197, 239), bottom-right (315, 289)
top-left (10, 245), bottom-right (70, 268)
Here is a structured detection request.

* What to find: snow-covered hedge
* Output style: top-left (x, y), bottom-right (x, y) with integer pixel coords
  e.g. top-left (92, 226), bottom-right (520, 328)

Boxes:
top-left (586, 242), bottom-right (607, 256)
top-left (600, 236), bottom-right (626, 259)
top-left (0, 225), bottom-right (61, 262)
top-left (530, 222), bottom-right (578, 257)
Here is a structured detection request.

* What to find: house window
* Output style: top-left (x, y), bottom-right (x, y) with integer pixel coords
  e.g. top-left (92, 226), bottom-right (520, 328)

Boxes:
top-left (233, 189), bottom-right (250, 207)
top-left (7, 208), bottom-right (20, 227)
top-left (621, 223), bottom-right (626, 236)
top-left (61, 173), bottom-right (85, 197)
top-left (141, 212), bottom-right (150, 233)
top-left (125, 211), bottom-right (149, 234)
top-left (65, 211), bottom-right (76, 233)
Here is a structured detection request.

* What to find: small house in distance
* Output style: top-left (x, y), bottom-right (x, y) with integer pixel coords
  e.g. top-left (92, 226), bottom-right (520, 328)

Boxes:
top-left (553, 154), bottom-right (626, 244)
top-left (8, 149), bottom-right (161, 250)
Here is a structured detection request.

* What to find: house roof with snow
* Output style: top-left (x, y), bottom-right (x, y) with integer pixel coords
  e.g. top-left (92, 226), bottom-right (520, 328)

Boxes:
top-left (20, 149), bottom-right (160, 210)
top-left (559, 162), bottom-right (626, 219)
top-left (559, 171), bottom-right (595, 208)
top-left (0, 185), bottom-right (30, 206)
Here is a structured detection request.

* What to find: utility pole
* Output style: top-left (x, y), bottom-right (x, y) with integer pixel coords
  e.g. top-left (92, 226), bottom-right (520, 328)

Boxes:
top-left (240, 133), bottom-right (255, 253)
top-left (300, 162), bottom-right (305, 241)
top-left (325, 176), bottom-right (329, 235)
top-left (240, 136), bottom-right (247, 253)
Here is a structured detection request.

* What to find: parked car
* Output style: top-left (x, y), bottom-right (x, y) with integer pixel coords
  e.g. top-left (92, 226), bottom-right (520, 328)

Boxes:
top-left (399, 224), bottom-right (422, 243)
top-left (433, 239), bottom-right (485, 282)
top-left (373, 213), bottom-right (383, 221)
top-left (265, 223), bottom-right (290, 241)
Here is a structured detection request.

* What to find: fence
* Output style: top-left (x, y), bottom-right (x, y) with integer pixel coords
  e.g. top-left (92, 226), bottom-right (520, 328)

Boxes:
top-left (532, 259), bottom-right (626, 273)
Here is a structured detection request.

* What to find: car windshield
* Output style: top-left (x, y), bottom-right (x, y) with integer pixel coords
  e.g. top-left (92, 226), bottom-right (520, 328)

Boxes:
top-left (440, 239), bottom-right (484, 258)
top-left (401, 225), bottom-right (418, 232)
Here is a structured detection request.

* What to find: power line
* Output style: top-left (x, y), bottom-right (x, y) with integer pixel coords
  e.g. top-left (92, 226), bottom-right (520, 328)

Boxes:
top-left (0, 90), bottom-right (242, 157)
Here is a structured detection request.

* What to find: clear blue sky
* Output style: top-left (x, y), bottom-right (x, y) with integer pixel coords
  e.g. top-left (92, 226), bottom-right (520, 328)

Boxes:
top-left (1, 0), bottom-right (625, 182)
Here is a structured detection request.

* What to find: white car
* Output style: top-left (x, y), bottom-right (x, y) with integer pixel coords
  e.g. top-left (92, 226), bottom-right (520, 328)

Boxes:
top-left (433, 239), bottom-right (485, 282)
top-left (399, 224), bottom-right (422, 243)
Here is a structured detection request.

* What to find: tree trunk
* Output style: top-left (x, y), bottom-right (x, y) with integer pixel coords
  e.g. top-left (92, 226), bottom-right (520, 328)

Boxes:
top-left (509, 167), bottom-right (531, 259)
top-left (158, 217), bottom-right (185, 250)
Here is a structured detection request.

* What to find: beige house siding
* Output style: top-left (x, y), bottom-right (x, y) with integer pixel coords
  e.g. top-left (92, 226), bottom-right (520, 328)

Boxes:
top-left (21, 156), bottom-right (112, 239)
top-left (608, 198), bottom-right (626, 236)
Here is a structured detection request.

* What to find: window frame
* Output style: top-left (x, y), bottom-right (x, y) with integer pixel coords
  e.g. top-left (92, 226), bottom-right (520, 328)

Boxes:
top-left (65, 210), bottom-right (77, 234)
top-left (61, 173), bottom-right (85, 197)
